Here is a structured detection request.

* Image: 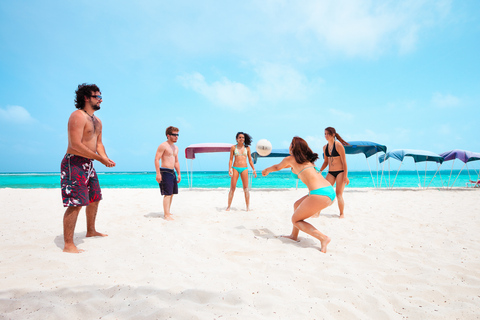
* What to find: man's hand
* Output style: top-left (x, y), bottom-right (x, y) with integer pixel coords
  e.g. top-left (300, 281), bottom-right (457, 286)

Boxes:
top-left (99, 156), bottom-right (115, 168)
top-left (177, 175), bottom-right (181, 183)
top-left (156, 173), bottom-right (162, 184)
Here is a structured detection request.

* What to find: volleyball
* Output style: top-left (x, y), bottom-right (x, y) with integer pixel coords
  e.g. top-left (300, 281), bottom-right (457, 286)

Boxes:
top-left (256, 139), bottom-right (272, 156)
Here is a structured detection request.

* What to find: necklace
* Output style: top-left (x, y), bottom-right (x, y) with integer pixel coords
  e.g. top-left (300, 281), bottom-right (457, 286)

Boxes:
top-left (328, 141), bottom-right (334, 154)
top-left (83, 109), bottom-right (96, 132)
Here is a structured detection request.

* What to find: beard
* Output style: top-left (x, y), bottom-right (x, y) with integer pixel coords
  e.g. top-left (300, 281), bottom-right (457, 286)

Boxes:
top-left (93, 104), bottom-right (101, 111)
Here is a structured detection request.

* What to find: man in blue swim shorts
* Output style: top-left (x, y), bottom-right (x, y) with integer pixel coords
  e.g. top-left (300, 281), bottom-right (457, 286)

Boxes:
top-left (60, 83), bottom-right (116, 253)
top-left (155, 126), bottom-right (181, 221)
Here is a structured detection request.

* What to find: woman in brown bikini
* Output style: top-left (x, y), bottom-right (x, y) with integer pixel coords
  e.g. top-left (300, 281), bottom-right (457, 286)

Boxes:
top-left (320, 127), bottom-right (349, 218)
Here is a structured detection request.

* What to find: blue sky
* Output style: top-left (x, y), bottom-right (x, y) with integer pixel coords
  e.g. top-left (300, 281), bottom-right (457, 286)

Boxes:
top-left (1, 0), bottom-right (479, 173)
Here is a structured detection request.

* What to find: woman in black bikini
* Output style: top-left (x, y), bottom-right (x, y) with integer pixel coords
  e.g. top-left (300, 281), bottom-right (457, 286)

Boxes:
top-left (320, 127), bottom-right (349, 218)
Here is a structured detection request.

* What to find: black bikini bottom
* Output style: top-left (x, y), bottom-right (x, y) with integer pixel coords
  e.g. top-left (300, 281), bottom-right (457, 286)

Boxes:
top-left (328, 170), bottom-right (344, 178)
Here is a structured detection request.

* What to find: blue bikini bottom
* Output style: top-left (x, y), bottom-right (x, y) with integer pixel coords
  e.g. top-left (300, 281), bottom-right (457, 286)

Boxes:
top-left (309, 186), bottom-right (336, 201)
top-left (232, 166), bottom-right (248, 174)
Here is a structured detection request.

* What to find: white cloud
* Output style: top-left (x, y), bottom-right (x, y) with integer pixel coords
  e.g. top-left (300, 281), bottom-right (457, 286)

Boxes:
top-left (0, 106), bottom-right (36, 124)
top-left (255, 63), bottom-right (313, 102)
top-left (432, 92), bottom-right (460, 108)
top-left (329, 108), bottom-right (354, 120)
top-left (178, 63), bottom-right (322, 110)
top-left (177, 72), bottom-right (256, 110)
top-left (176, 117), bottom-right (192, 130)
top-left (437, 124), bottom-right (451, 135)
top-left (305, 135), bottom-right (326, 151)
top-left (266, 0), bottom-right (452, 58)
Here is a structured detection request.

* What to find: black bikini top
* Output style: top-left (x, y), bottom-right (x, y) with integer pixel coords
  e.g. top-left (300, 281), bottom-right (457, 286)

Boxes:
top-left (325, 142), bottom-right (340, 157)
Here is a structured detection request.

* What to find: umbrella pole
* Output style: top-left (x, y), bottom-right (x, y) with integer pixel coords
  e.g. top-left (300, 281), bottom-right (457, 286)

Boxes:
top-left (389, 159), bottom-right (392, 188)
top-left (380, 153), bottom-right (387, 188)
top-left (451, 163), bottom-right (466, 188)
top-left (392, 161), bottom-right (402, 189)
top-left (415, 162), bottom-right (421, 188)
top-left (366, 157), bottom-right (376, 188)
top-left (190, 160), bottom-right (194, 189)
top-left (185, 159), bottom-right (190, 189)
top-left (424, 161), bottom-right (427, 188)
top-left (427, 163), bottom-right (441, 189)
top-left (447, 160), bottom-right (455, 188)
top-left (466, 163), bottom-right (472, 181)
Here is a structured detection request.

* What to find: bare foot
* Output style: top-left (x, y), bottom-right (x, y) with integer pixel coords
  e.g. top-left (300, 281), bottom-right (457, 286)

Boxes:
top-left (63, 244), bottom-right (85, 253)
top-left (86, 231), bottom-right (108, 237)
top-left (320, 236), bottom-right (331, 253)
top-left (226, 207), bottom-right (231, 212)
top-left (246, 207), bottom-right (252, 212)
top-left (280, 235), bottom-right (299, 242)
top-left (311, 212), bottom-right (320, 218)
top-left (339, 214), bottom-right (345, 219)
top-left (164, 214), bottom-right (174, 221)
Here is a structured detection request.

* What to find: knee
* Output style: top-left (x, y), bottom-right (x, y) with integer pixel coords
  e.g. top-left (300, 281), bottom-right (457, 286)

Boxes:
top-left (230, 187), bottom-right (236, 193)
top-left (65, 207), bottom-right (81, 216)
top-left (243, 187), bottom-right (249, 193)
top-left (291, 216), bottom-right (301, 226)
top-left (293, 199), bottom-right (302, 210)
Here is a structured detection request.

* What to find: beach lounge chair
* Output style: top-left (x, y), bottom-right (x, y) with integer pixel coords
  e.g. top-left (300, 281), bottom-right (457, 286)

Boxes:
top-left (466, 180), bottom-right (480, 188)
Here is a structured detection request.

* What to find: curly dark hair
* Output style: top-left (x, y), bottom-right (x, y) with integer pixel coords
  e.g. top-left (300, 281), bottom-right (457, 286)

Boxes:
top-left (290, 136), bottom-right (319, 164)
top-left (236, 132), bottom-right (252, 147)
top-left (75, 83), bottom-right (100, 109)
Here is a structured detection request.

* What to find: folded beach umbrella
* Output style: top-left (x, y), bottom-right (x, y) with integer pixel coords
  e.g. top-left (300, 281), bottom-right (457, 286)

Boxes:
top-left (379, 149), bottom-right (444, 164)
top-left (344, 141), bottom-right (387, 188)
top-left (184, 143), bottom-right (234, 188)
top-left (439, 149), bottom-right (480, 163)
top-left (378, 149), bottom-right (444, 188)
top-left (344, 141), bottom-right (387, 158)
top-left (439, 149), bottom-right (480, 188)
top-left (251, 149), bottom-right (290, 164)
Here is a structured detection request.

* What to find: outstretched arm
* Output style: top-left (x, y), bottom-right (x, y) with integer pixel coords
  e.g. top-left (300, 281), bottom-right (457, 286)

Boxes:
top-left (262, 156), bottom-right (293, 176)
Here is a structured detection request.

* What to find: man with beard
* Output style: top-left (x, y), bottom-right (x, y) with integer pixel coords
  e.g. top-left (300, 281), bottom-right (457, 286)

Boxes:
top-left (60, 83), bottom-right (116, 253)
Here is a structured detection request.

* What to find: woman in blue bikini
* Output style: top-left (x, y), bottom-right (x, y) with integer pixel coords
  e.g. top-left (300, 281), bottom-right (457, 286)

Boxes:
top-left (320, 127), bottom-right (349, 218)
top-left (227, 132), bottom-right (256, 211)
top-left (262, 137), bottom-right (334, 253)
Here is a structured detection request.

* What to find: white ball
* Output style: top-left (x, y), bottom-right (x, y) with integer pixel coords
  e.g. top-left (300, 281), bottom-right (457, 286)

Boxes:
top-left (256, 139), bottom-right (272, 156)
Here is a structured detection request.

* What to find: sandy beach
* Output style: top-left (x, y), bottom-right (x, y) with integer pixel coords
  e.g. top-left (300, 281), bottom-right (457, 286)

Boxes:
top-left (0, 187), bottom-right (479, 319)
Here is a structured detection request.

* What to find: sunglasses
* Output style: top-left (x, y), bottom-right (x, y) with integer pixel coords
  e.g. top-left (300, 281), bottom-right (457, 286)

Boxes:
top-left (169, 133), bottom-right (179, 137)
top-left (91, 95), bottom-right (103, 100)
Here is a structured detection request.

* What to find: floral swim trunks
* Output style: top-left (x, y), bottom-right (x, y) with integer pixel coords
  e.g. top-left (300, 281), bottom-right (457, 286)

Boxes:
top-left (60, 154), bottom-right (102, 207)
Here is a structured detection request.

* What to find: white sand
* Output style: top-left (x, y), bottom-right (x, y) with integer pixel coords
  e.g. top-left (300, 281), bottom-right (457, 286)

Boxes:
top-left (0, 188), bottom-right (479, 319)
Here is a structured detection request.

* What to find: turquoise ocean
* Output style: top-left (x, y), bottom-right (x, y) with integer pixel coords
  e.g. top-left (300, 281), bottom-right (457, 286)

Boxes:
top-left (0, 170), bottom-right (477, 189)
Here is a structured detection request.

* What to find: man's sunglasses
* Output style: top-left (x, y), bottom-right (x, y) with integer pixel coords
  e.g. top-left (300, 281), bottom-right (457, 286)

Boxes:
top-left (91, 95), bottom-right (103, 100)
top-left (169, 133), bottom-right (179, 137)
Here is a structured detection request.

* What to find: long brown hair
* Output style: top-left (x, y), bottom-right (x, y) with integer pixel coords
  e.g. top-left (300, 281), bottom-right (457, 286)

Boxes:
top-left (325, 127), bottom-right (349, 146)
top-left (290, 137), bottom-right (319, 164)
